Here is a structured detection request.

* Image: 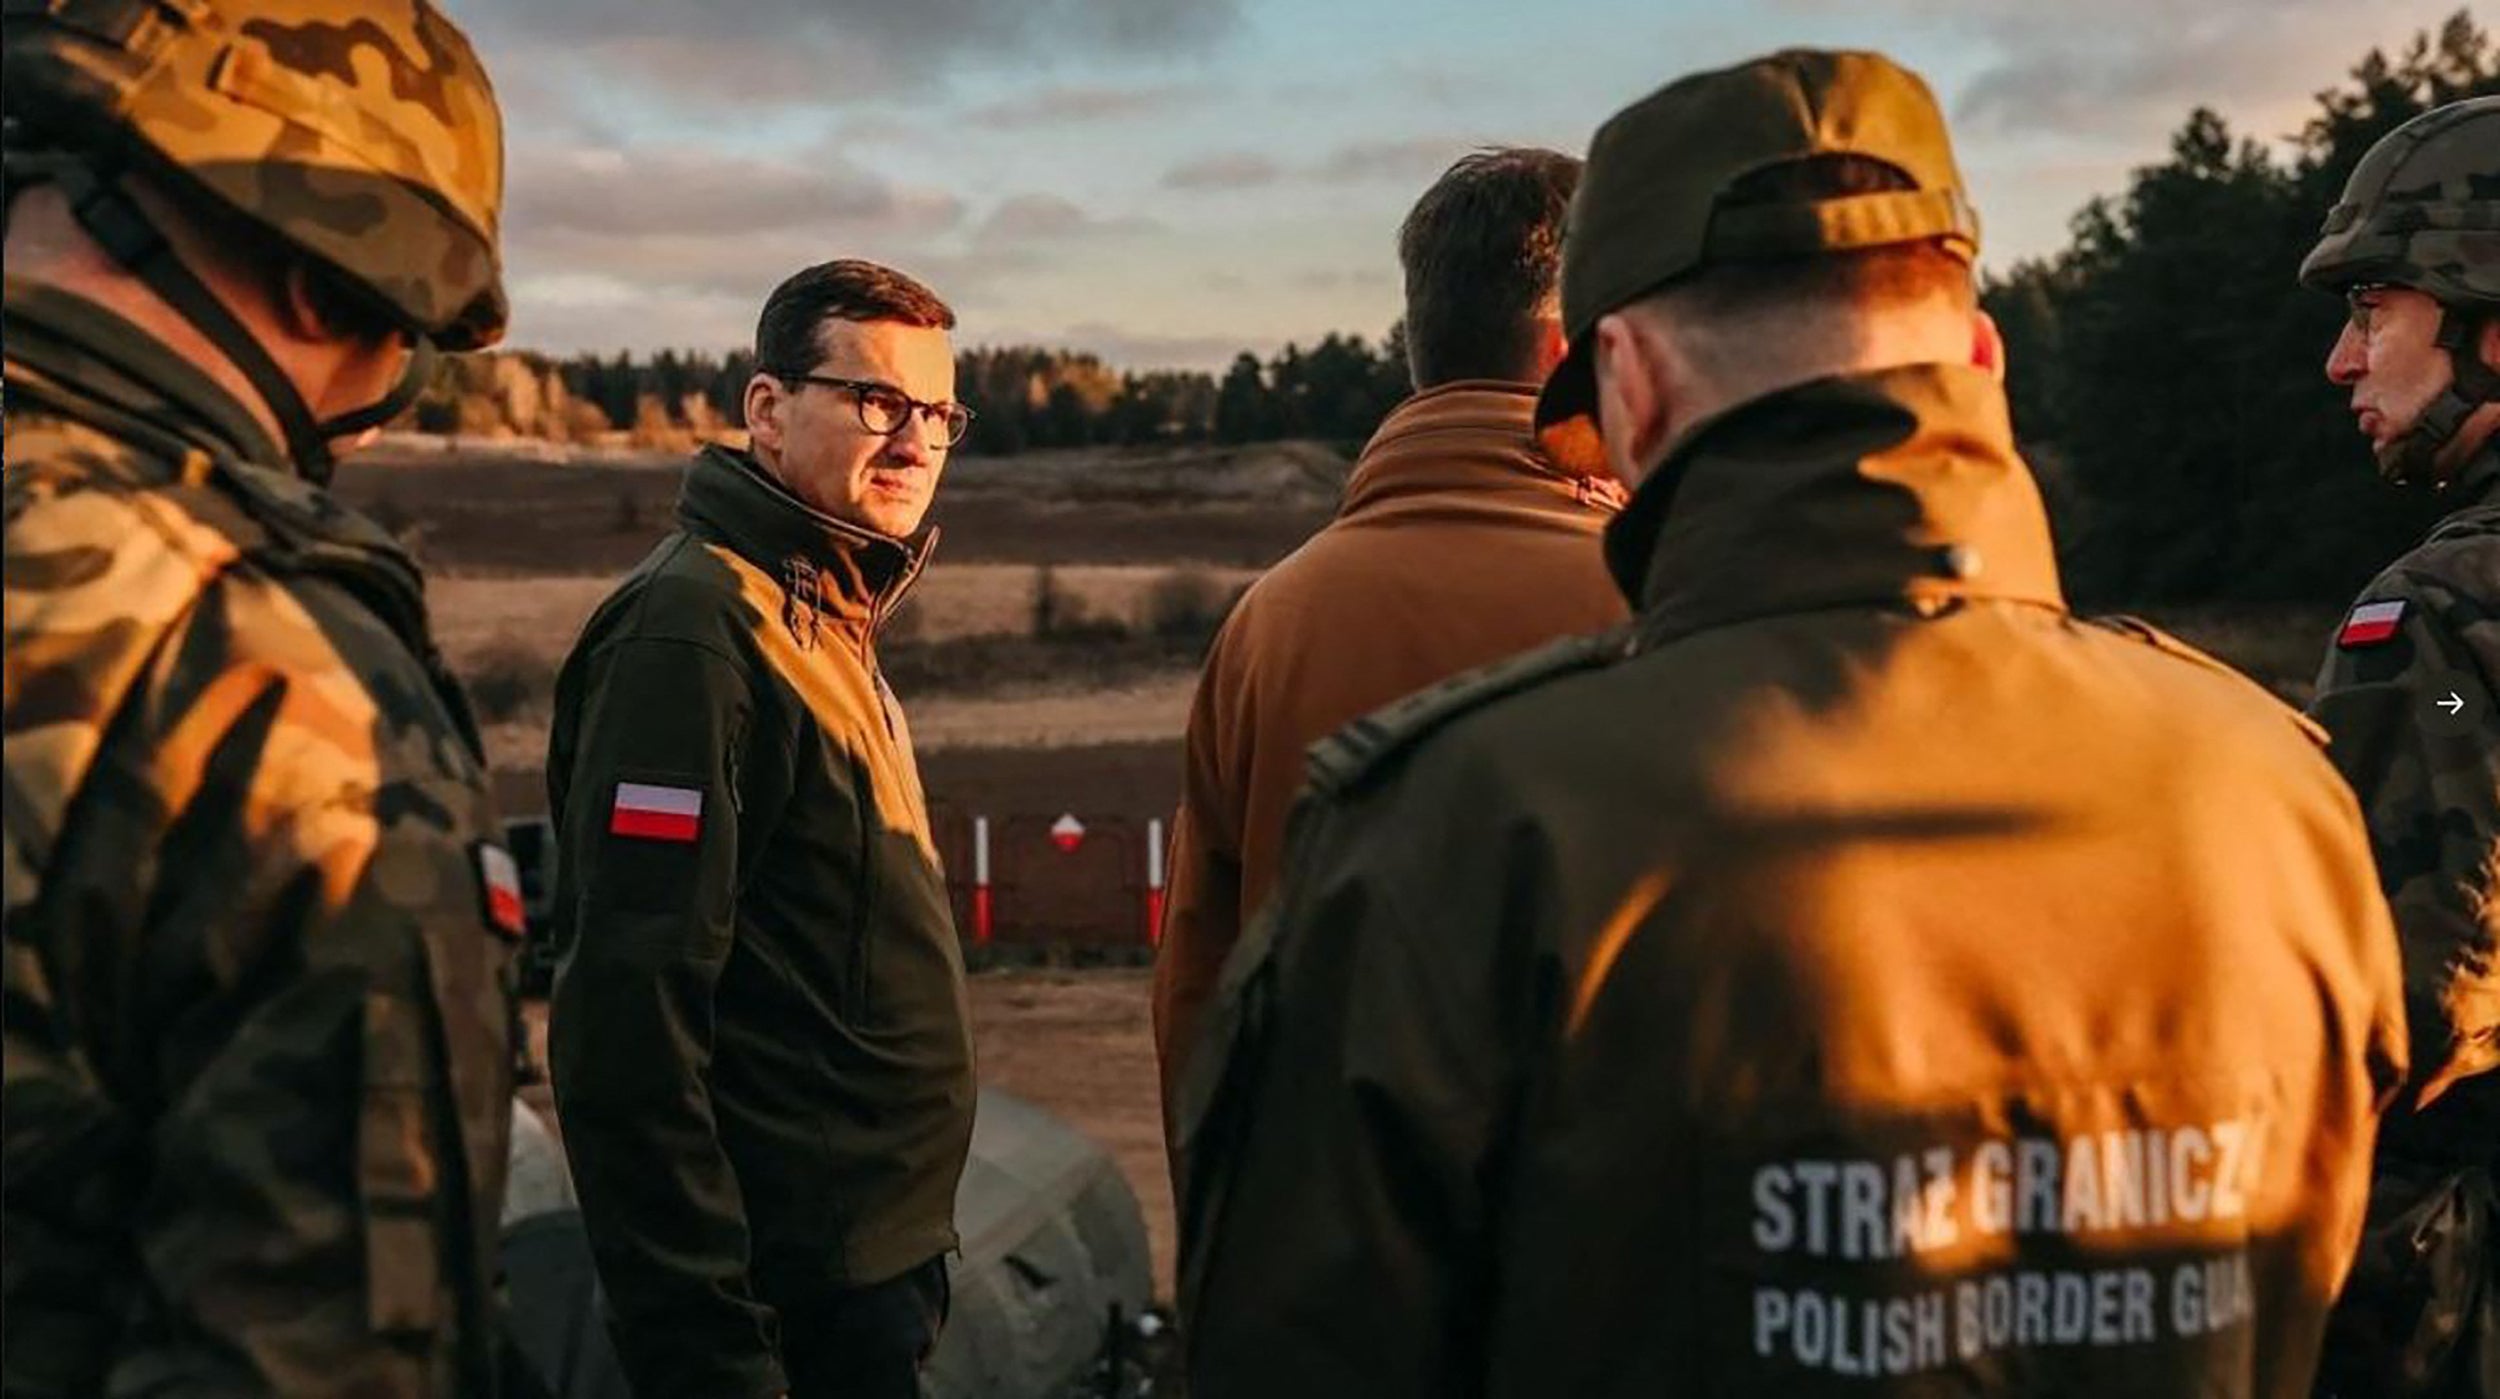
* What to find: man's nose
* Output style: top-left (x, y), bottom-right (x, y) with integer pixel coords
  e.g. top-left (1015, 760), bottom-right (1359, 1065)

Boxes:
top-left (881, 420), bottom-right (934, 466)
top-left (2324, 321), bottom-right (2366, 386)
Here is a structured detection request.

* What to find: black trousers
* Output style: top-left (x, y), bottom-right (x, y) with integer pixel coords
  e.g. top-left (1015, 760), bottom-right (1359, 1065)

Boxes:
top-left (769, 1255), bottom-right (951, 1399)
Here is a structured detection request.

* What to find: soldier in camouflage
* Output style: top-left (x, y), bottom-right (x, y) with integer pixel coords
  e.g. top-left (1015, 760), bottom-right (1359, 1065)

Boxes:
top-left (2298, 96), bottom-right (2500, 1399)
top-left (3, 3), bottom-right (522, 1395)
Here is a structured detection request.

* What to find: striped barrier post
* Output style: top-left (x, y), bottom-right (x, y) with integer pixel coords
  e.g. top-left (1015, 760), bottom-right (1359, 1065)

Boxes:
top-left (1145, 817), bottom-right (1166, 947)
top-left (971, 815), bottom-right (993, 946)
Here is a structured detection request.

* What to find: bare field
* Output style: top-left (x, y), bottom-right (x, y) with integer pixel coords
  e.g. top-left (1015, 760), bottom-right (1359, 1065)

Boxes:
top-left (342, 440), bottom-right (1341, 576)
top-left (431, 565), bottom-right (1253, 671)
top-left (493, 739), bottom-right (1184, 827)
top-left (966, 969), bottom-right (1171, 1297)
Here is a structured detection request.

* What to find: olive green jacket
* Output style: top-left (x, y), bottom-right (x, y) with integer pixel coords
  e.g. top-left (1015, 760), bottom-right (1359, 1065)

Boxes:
top-left (3, 280), bottom-right (517, 1398)
top-left (547, 444), bottom-right (974, 1399)
top-left (1179, 365), bottom-right (2405, 1399)
top-left (2308, 444), bottom-right (2500, 1157)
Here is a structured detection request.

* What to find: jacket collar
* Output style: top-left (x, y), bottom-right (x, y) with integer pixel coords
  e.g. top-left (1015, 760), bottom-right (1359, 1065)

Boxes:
top-left (2446, 440), bottom-right (2499, 514)
top-left (1, 277), bottom-right (469, 738)
top-left (3, 276), bottom-right (285, 471)
top-left (1339, 379), bottom-right (1625, 518)
top-left (1606, 363), bottom-right (2066, 640)
top-left (676, 442), bottom-right (935, 641)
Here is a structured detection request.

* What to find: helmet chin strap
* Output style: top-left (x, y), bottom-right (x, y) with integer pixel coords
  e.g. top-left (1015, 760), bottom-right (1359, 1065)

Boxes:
top-left (54, 161), bottom-right (424, 486)
top-left (2379, 306), bottom-right (2500, 489)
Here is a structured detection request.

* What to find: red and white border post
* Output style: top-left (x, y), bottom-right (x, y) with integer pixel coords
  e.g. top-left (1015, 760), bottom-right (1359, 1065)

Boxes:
top-left (971, 815), bottom-right (994, 946)
top-left (1145, 817), bottom-right (1166, 947)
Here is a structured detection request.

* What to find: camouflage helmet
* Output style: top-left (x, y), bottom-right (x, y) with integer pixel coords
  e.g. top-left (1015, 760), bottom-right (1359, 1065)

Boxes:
top-left (2299, 97), bottom-right (2500, 488)
top-left (2298, 96), bottom-right (2500, 307)
top-left (5, 0), bottom-right (509, 349)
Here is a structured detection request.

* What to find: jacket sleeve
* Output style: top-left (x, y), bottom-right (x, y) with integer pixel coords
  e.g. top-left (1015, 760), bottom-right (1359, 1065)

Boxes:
top-left (547, 633), bottom-right (786, 1399)
top-left (5, 571), bottom-right (512, 1399)
top-left (1178, 795), bottom-right (1516, 1399)
top-left (1154, 624), bottom-right (1250, 1104)
top-left (2309, 569), bottom-right (2500, 1107)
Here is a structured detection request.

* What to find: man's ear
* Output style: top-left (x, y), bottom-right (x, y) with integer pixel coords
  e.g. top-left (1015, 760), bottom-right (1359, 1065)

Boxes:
top-left (1593, 312), bottom-right (1672, 488)
top-left (1529, 316), bottom-right (1571, 381)
top-left (744, 373), bottom-right (787, 459)
top-left (1972, 308), bottom-right (2006, 383)
top-left (276, 262), bottom-right (339, 345)
top-left (2478, 313), bottom-right (2500, 373)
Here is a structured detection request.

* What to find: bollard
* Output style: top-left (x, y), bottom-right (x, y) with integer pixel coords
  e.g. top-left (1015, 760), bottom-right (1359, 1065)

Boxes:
top-left (1144, 817), bottom-right (1166, 947)
top-left (971, 815), bottom-right (994, 946)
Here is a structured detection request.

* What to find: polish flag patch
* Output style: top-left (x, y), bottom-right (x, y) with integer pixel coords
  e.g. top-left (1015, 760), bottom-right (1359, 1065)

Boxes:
top-left (476, 843), bottom-right (526, 940)
top-left (610, 781), bottom-right (704, 843)
top-left (2337, 599), bottom-right (2407, 649)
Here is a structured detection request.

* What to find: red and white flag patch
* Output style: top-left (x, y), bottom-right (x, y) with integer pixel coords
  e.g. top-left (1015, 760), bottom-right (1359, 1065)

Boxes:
top-left (476, 843), bottom-right (526, 940)
top-left (610, 781), bottom-right (704, 842)
top-left (2337, 599), bottom-right (2407, 649)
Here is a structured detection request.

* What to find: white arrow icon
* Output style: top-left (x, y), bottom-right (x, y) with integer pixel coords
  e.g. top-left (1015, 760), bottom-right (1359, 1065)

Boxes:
top-left (2438, 692), bottom-right (2465, 716)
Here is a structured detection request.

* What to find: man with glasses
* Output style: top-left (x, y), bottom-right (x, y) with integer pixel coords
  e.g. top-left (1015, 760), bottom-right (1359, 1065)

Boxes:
top-left (2297, 97), bottom-right (2500, 1399)
top-left (547, 259), bottom-right (976, 1399)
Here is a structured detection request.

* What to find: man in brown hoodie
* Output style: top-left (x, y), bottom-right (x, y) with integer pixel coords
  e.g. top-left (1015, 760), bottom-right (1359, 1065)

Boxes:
top-left (1153, 147), bottom-right (1631, 1120)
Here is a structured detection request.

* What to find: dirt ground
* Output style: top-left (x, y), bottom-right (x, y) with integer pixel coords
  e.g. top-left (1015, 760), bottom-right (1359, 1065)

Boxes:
top-left (965, 970), bottom-right (1174, 1297)
top-left (525, 970), bottom-right (1174, 1299)
top-left (495, 738), bottom-right (1182, 825)
top-left (338, 444), bottom-right (1339, 575)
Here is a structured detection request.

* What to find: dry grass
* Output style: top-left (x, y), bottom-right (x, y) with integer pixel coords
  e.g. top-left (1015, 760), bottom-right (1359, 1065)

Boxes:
top-left (432, 565), bottom-right (1252, 669)
top-left (908, 674), bottom-right (1199, 752)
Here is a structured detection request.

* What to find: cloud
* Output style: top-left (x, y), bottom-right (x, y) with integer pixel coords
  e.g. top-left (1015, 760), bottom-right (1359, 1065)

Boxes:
top-left (991, 321), bottom-right (1260, 373)
top-left (968, 83), bottom-right (1194, 128)
top-left (451, 0), bottom-right (1241, 110)
top-left (1767, 0), bottom-right (2472, 146)
top-left (503, 235), bottom-right (1022, 353)
top-left (1162, 152), bottom-right (1284, 190)
top-left (1293, 268), bottom-right (1393, 292)
top-left (496, 147), bottom-right (993, 333)
top-left (506, 145), bottom-right (964, 241)
top-left (1159, 137), bottom-right (1480, 193)
top-left (1313, 137), bottom-right (1471, 184)
top-left (973, 193), bottom-right (1158, 249)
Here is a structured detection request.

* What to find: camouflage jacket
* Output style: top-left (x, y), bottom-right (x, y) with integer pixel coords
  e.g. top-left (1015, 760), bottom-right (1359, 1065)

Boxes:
top-left (2310, 442), bottom-right (2500, 1159)
top-left (2, 279), bottom-right (518, 1397)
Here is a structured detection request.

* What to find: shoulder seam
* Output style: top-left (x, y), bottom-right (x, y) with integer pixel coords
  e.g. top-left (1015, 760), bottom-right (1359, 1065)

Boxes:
top-left (1305, 626), bottom-right (1634, 798)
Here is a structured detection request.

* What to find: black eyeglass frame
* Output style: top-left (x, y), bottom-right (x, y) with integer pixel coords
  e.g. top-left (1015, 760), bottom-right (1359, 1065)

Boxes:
top-left (770, 370), bottom-right (976, 447)
top-left (2341, 280), bottom-right (2397, 332)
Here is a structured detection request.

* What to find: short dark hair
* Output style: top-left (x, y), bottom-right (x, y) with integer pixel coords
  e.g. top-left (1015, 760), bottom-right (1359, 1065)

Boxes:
top-left (1397, 147), bottom-right (1580, 388)
top-left (755, 259), bottom-right (956, 374)
top-left (1662, 154), bottom-right (1975, 323)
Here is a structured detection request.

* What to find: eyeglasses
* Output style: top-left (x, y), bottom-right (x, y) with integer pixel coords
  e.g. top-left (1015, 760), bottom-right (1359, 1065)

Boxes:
top-left (773, 371), bottom-right (975, 447)
top-left (2342, 281), bottom-right (2394, 333)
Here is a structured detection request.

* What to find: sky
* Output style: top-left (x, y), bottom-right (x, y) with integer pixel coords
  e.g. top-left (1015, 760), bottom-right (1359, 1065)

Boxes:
top-left (440, 0), bottom-right (2471, 371)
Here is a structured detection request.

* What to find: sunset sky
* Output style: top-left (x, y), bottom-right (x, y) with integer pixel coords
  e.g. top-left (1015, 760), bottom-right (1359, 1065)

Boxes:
top-left (441, 0), bottom-right (2469, 370)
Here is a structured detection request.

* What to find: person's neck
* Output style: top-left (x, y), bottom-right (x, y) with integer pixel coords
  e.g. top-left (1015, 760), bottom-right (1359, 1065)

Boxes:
top-left (6, 188), bottom-right (327, 453)
top-left (2437, 403), bottom-right (2500, 479)
top-left (1643, 335), bottom-right (1977, 483)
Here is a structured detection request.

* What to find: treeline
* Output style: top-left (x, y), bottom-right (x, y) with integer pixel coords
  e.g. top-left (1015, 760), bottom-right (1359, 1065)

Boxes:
top-left (406, 13), bottom-right (2493, 609)
top-left (1982, 10), bottom-right (2496, 605)
top-left (409, 331), bottom-right (1415, 454)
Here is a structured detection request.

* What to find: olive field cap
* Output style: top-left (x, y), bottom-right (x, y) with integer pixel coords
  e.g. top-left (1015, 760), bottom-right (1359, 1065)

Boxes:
top-left (1534, 48), bottom-right (1981, 448)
